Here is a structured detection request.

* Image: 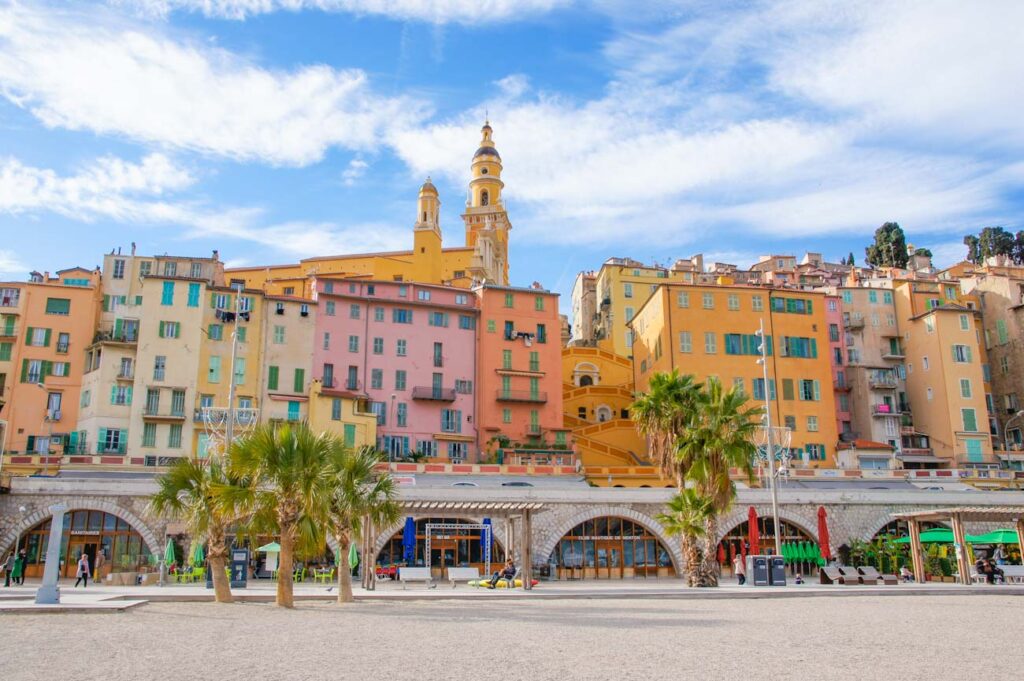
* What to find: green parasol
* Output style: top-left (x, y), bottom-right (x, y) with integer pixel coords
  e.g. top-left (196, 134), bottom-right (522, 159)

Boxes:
top-left (781, 542), bottom-right (790, 563)
top-left (893, 528), bottom-right (955, 544)
top-left (191, 543), bottom-right (205, 566)
top-left (257, 541), bottom-right (281, 553)
top-left (349, 543), bottom-right (359, 570)
top-left (967, 529), bottom-right (1020, 544)
top-left (163, 537), bottom-right (176, 565)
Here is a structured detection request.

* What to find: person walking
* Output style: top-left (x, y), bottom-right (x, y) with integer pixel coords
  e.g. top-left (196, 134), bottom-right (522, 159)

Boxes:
top-left (733, 554), bottom-right (746, 585)
top-left (3, 552), bottom-right (14, 587)
top-left (12, 551), bottom-right (24, 586)
top-left (74, 552), bottom-right (91, 588)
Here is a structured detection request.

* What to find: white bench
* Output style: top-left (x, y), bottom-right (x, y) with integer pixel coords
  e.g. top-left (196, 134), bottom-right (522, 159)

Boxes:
top-left (971, 565), bottom-right (1024, 584)
top-left (446, 567), bottom-right (480, 588)
top-left (399, 567), bottom-right (434, 589)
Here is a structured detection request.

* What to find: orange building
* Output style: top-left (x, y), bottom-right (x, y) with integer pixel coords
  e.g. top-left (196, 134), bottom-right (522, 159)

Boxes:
top-left (0, 269), bottom-right (101, 476)
top-left (474, 284), bottom-right (569, 458)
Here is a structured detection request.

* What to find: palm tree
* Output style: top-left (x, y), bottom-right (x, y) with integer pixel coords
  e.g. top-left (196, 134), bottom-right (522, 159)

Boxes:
top-left (327, 445), bottom-right (400, 604)
top-left (678, 378), bottom-right (759, 586)
top-left (225, 422), bottom-right (335, 608)
top-left (657, 488), bottom-right (713, 586)
top-left (149, 457), bottom-right (237, 603)
top-left (631, 370), bottom-right (701, 487)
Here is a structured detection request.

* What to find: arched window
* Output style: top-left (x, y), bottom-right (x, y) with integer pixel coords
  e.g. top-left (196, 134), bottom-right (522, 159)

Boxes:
top-left (481, 190), bottom-right (489, 206)
top-left (549, 516), bottom-right (674, 579)
top-left (423, 211), bottom-right (427, 222)
top-left (579, 375), bottom-right (594, 387)
top-left (596, 406), bottom-right (612, 422)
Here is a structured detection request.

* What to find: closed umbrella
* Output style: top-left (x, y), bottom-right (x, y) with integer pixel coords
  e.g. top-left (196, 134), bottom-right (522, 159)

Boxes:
top-left (402, 517), bottom-right (417, 564)
top-left (717, 543), bottom-right (726, 565)
top-left (163, 538), bottom-right (176, 565)
top-left (747, 507), bottom-right (760, 556)
top-left (191, 543), bottom-right (205, 566)
top-left (817, 506), bottom-right (832, 560)
top-left (349, 543), bottom-right (359, 570)
top-left (781, 542), bottom-right (790, 564)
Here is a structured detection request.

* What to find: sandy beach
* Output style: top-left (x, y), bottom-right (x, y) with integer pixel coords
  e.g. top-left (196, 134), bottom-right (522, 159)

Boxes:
top-left (1, 594), bottom-right (1019, 680)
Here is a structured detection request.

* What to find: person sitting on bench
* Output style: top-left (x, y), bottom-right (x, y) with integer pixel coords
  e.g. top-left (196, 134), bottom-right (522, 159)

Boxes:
top-left (487, 559), bottom-right (517, 589)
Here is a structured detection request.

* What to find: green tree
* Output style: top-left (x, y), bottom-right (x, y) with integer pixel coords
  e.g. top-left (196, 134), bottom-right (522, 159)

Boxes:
top-left (963, 235), bottom-right (982, 264)
top-left (913, 247), bottom-right (932, 258)
top-left (631, 370), bottom-right (701, 488)
top-left (149, 457), bottom-right (238, 603)
top-left (225, 422), bottom-right (334, 608)
top-left (327, 445), bottom-right (400, 604)
top-left (865, 222), bottom-right (909, 268)
top-left (677, 378), bottom-right (759, 586)
top-left (656, 489), bottom-right (713, 587)
top-left (846, 252), bottom-right (855, 266)
top-left (979, 226), bottom-right (1016, 261)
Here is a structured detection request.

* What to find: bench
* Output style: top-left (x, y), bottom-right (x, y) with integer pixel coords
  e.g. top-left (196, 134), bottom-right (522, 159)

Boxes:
top-left (858, 566), bottom-right (898, 585)
top-left (820, 566), bottom-right (861, 585)
top-left (399, 567), bottom-right (434, 589)
top-left (838, 567), bottom-right (865, 585)
top-left (969, 565), bottom-right (1024, 584)
top-left (446, 567), bottom-right (480, 588)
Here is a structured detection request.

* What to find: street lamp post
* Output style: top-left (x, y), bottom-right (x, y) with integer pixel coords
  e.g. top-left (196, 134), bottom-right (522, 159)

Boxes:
top-left (1003, 410), bottom-right (1024, 451)
top-left (756, 318), bottom-right (783, 557)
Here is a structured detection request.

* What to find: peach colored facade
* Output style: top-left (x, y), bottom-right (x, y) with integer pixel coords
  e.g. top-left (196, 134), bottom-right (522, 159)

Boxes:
top-left (475, 285), bottom-right (568, 454)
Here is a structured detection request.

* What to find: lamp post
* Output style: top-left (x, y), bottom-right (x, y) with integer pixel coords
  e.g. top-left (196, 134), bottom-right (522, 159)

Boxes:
top-left (1003, 410), bottom-right (1024, 451)
top-left (755, 318), bottom-right (783, 556)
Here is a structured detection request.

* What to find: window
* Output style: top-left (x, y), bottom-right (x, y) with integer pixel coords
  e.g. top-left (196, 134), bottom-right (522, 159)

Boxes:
top-left (273, 325), bottom-right (285, 344)
top-left (233, 357), bottom-right (246, 385)
top-left (187, 283), bottom-right (200, 307)
top-left (535, 296), bottom-right (545, 311)
top-left (371, 369), bottom-right (383, 389)
top-left (827, 299), bottom-right (837, 312)
top-left (27, 327), bottom-right (48, 347)
top-left (44, 298), bottom-right (70, 315)
top-left (487, 319), bottom-right (496, 333)
top-left (396, 403), bottom-right (408, 427)
top-left (268, 366), bottom-right (279, 391)
top-left (925, 317), bottom-right (935, 333)
top-left (417, 290), bottom-right (431, 302)
top-left (110, 385), bottom-right (132, 406)
top-left (886, 314), bottom-right (896, 327)
top-left (798, 379), bottom-right (820, 401)
top-left (396, 339), bottom-right (407, 356)
top-left (623, 283), bottom-right (633, 299)
top-left (374, 306), bottom-right (384, 322)
top-left (322, 332), bottom-right (331, 350)
top-left (996, 319), bottom-right (1008, 344)
top-left (752, 379), bottom-right (776, 401)
top-left (537, 324), bottom-right (547, 344)
top-left (208, 356), bottom-right (221, 383)
top-left (458, 315), bottom-right (475, 330)
top-left (779, 336), bottom-right (817, 359)
top-left (161, 281), bottom-right (174, 306)
top-left (350, 304), bottom-right (360, 319)
top-left (782, 379), bottom-right (794, 400)
top-left (56, 332), bottom-right (70, 353)
top-left (428, 312), bottom-right (449, 327)
top-left (679, 331), bottom-right (692, 353)
top-left (142, 423), bottom-right (156, 448)
top-left (502, 408), bottom-right (512, 424)
top-left (529, 351), bottom-right (539, 372)
top-left (962, 408), bottom-right (978, 432)
top-left (625, 306), bottom-right (634, 322)
top-left (323, 363), bottom-right (334, 388)
top-left (168, 424), bottom-right (182, 449)
top-left (927, 387), bottom-right (933, 401)
top-left (952, 344), bottom-right (972, 363)
top-left (348, 335), bottom-right (359, 352)
top-left (455, 294), bottom-right (468, 305)
top-left (293, 368), bottom-right (305, 393)
top-left (145, 388), bottom-right (160, 414)
top-left (959, 314), bottom-right (969, 331)
top-left (502, 349), bottom-right (512, 369)
top-left (868, 290), bottom-right (878, 304)
top-left (398, 285), bottom-right (407, 298)
top-left (153, 356), bottom-right (166, 381)
top-left (1000, 357), bottom-right (1009, 375)
top-left (702, 293), bottom-right (714, 309)
top-left (208, 324), bottom-right (223, 341)
top-left (325, 301), bottom-right (336, 316)
top-left (287, 401), bottom-right (301, 421)
top-left (728, 294), bottom-right (739, 311)
top-left (455, 379), bottom-right (473, 394)
top-left (395, 370), bottom-right (407, 391)
top-left (331, 398), bottom-right (342, 421)
top-left (159, 321), bottom-right (180, 339)
top-left (112, 259), bottom-right (125, 279)
top-left (347, 366), bottom-right (359, 390)
top-left (784, 415), bottom-right (796, 430)
top-left (677, 291), bottom-right (689, 308)
top-left (373, 337), bottom-right (384, 354)
top-left (957, 378), bottom-right (973, 399)
top-left (393, 309), bottom-right (413, 324)
top-left (433, 342), bottom-right (443, 367)
top-left (504, 292), bottom-right (514, 308)
top-left (504, 321), bottom-right (515, 340)
top-left (704, 332), bottom-right (716, 354)
top-left (441, 409), bottom-right (462, 433)
top-left (807, 416), bottom-right (819, 432)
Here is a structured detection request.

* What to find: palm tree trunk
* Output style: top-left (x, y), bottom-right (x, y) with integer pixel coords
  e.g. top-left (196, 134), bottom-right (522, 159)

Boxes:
top-left (277, 527), bottom-right (295, 608)
top-left (681, 535), bottom-right (701, 587)
top-left (336, 530), bottom-right (354, 604)
top-left (699, 515), bottom-right (720, 587)
top-left (207, 522), bottom-right (233, 603)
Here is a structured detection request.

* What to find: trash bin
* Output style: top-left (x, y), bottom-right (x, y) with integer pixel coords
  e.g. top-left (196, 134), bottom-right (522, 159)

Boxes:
top-left (746, 555), bottom-right (770, 586)
top-left (768, 555), bottom-right (787, 586)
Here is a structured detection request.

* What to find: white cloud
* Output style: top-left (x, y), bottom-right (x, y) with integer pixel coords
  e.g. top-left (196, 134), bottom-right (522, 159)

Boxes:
top-left (114, 0), bottom-right (570, 24)
top-left (341, 158), bottom-right (368, 186)
top-left (0, 4), bottom-right (425, 165)
top-left (0, 249), bottom-right (27, 279)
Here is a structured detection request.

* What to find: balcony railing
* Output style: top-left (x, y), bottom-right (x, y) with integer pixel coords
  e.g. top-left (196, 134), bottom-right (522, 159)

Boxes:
top-left (869, 377), bottom-right (898, 389)
top-left (497, 390), bottom-right (548, 403)
top-left (844, 317), bottom-right (864, 329)
top-left (411, 386), bottom-right (456, 402)
top-left (93, 330), bottom-right (138, 345)
top-left (881, 349), bottom-right (905, 360)
top-left (0, 294), bottom-right (20, 308)
top-left (0, 325), bottom-right (17, 339)
top-left (143, 408), bottom-right (186, 420)
top-left (872, 404), bottom-right (896, 416)
top-left (116, 369), bottom-right (135, 380)
top-left (526, 424), bottom-right (543, 436)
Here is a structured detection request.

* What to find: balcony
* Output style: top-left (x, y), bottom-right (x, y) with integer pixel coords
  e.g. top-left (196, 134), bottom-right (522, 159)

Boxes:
top-left (0, 325), bottom-right (17, 339)
top-left (93, 330), bottom-right (138, 345)
top-left (868, 377), bottom-right (898, 390)
top-left (45, 409), bottom-right (62, 422)
top-left (844, 317), bottom-right (864, 330)
top-left (496, 390), bottom-right (548, 403)
top-left (871, 404), bottom-right (897, 417)
top-left (525, 424), bottom-right (543, 436)
top-left (142, 407), bottom-right (186, 421)
top-left (411, 386), bottom-right (456, 402)
top-left (116, 369), bottom-right (135, 381)
top-left (881, 349), bottom-right (905, 360)
top-left (0, 292), bottom-right (20, 309)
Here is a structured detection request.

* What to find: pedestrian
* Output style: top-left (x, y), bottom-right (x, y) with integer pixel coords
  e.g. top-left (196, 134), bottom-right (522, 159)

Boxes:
top-left (733, 554), bottom-right (746, 585)
top-left (13, 551), bottom-right (24, 586)
top-left (3, 552), bottom-right (14, 587)
top-left (74, 552), bottom-right (91, 588)
top-left (993, 545), bottom-right (1007, 565)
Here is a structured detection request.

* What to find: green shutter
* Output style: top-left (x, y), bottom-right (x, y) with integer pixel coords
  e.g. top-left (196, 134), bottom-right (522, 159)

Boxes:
top-left (268, 366), bottom-right (279, 391)
top-left (20, 359), bottom-right (28, 382)
top-left (158, 323), bottom-right (165, 338)
top-left (118, 431), bottom-right (128, 454)
top-left (103, 295), bottom-right (110, 312)
top-left (125, 387), bottom-right (133, 405)
top-left (110, 385), bottom-right (118, 404)
top-left (782, 379), bottom-right (794, 400)
top-left (806, 300), bottom-right (813, 314)
top-left (98, 428), bottom-right (107, 450)
top-left (343, 424), bottom-right (355, 447)
top-left (41, 360), bottom-right (52, 378)
top-left (43, 329), bottom-right (51, 347)
top-left (294, 368), bottom-right (305, 393)
top-left (810, 338), bottom-right (817, 358)
top-left (813, 380), bottom-right (821, 401)
top-left (966, 347), bottom-right (973, 363)
top-left (114, 319), bottom-right (123, 339)
top-left (25, 326), bottom-right (33, 344)
top-left (174, 322), bottom-right (181, 338)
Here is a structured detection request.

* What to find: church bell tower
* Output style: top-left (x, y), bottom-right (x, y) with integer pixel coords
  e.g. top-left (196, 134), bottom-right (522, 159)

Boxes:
top-left (462, 121), bottom-right (511, 285)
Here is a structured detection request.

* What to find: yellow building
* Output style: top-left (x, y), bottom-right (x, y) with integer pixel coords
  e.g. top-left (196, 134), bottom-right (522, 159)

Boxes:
top-left (226, 122), bottom-right (512, 296)
top-left (307, 379), bottom-right (377, 450)
top-left (631, 284), bottom-right (840, 466)
top-left (892, 279), bottom-right (993, 466)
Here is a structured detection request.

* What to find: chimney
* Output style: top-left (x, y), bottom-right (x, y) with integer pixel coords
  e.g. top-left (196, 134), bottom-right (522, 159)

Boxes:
top-left (131, 242), bottom-right (136, 256)
top-left (212, 250), bottom-right (219, 261)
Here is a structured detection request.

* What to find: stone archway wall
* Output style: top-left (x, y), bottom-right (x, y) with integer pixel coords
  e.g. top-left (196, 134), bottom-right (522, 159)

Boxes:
top-left (369, 515), bottom-right (510, 565)
top-left (532, 504), bottom-right (684, 574)
top-left (715, 505), bottom-right (821, 552)
top-left (0, 497), bottom-right (163, 558)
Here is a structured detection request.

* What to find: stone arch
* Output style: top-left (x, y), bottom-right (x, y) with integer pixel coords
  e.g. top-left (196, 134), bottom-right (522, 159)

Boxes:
top-left (715, 505), bottom-right (820, 552)
top-left (534, 506), bottom-right (683, 574)
top-left (573, 362), bottom-right (599, 387)
top-left (861, 511), bottom-right (950, 543)
top-left (0, 500), bottom-right (161, 558)
top-left (595, 405), bottom-right (613, 422)
top-left (370, 515), bottom-right (508, 565)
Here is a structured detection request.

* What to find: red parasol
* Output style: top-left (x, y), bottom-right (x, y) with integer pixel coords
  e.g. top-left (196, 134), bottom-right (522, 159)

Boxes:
top-left (817, 506), bottom-right (832, 560)
top-left (729, 542), bottom-right (737, 563)
top-left (747, 506), bottom-right (760, 556)
top-left (717, 543), bottom-right (726, 564)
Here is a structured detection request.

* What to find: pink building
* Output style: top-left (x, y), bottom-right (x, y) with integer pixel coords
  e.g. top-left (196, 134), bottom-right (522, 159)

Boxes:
top-left (825, 294), bottom-right (853, 438)
top-left (314, 279), bottom-right (479, 461)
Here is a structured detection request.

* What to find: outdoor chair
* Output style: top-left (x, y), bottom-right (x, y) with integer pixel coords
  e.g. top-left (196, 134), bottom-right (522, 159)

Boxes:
top-left (293, 567), bottom-right (306, 583)
top-left (819, 567), bottom-right (844, 585)
top-left (837, 567), bottom-right (864, 585)
top-left (858, 566), bottom-right (898, 585)
top-left (315, 568), bottom-right (335, 584)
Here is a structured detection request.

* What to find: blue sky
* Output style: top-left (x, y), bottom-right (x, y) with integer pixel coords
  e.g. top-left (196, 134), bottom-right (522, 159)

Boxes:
top-left (1, 1), bottom-right (1023, 314)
